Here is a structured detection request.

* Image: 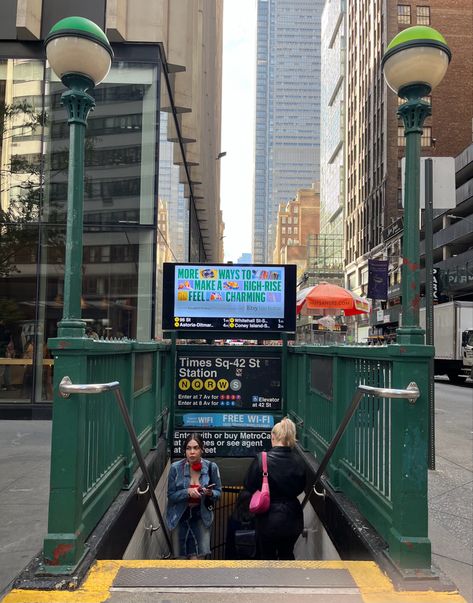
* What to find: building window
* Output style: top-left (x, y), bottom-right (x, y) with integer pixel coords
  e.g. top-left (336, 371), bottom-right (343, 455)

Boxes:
top-left (397, 5), bottom-right (411, 24)
top-left (421, 126), bottom-right (432, 146)
top-left (347, 273), bottom-right (356, 290)
top-left (397, 126), bottom-right (406, 146)
top-left (416, 6), bottom-right (430, 24)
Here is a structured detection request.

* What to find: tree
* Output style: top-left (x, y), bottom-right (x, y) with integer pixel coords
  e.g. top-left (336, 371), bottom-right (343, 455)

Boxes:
top-left (0, 99), bottom-right (63, 277)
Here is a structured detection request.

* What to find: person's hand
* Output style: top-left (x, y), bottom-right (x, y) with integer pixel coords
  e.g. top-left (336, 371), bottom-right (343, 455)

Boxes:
top-left (188, 487), bottom-right (201, 499)
top-left (200, 485), bottom-right (213, 497)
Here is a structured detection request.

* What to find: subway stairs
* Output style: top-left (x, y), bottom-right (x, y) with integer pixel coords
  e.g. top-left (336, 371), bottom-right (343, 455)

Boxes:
top-left (2, 560), bottom-right (468, 603)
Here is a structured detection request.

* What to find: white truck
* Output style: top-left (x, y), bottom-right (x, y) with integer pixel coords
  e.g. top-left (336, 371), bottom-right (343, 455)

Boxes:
top-left (419, 301), bottom-right (473, 383)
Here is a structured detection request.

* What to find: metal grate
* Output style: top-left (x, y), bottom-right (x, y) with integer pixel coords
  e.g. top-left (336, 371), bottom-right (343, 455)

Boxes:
top-left (210, 486), bottom-right (242, 559)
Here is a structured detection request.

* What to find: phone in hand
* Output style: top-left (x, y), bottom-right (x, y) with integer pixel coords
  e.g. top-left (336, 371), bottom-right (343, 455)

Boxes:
top-left (200, 483), bottom-right (215, 494)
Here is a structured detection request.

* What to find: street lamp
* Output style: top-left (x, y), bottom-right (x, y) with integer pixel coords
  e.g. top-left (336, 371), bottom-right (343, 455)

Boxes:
top-left (45, 17), bottom-right (113, 337)
top-left (382, 26), bottom-right (450, 345)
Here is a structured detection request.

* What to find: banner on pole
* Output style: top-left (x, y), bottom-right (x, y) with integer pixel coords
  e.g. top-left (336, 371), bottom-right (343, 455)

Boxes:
top-left (368, 260), bottom-right (389, 300)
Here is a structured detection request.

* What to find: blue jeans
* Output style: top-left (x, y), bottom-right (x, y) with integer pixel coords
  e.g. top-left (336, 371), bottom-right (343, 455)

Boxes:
top-left (173, 505), bottom-right (211, 558)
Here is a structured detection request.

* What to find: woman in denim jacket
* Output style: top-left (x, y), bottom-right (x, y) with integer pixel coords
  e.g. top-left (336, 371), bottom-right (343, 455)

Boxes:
top-left (166, 433), bottom-right (222, 558)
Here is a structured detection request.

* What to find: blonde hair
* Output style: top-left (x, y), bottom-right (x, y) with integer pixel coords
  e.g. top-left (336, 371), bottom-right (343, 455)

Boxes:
top-left (271, 417), bottom-right (297, 447)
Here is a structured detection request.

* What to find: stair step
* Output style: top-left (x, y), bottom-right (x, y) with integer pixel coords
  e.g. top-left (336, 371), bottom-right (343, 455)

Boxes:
top-left (4, 560), bottom-right (468, 603)
top-left (107, 591), bottom-right (362, 602)
top-left (108, 562), bottom-right (364, 601)
top-left (114, 566), bottom-right (357, 589)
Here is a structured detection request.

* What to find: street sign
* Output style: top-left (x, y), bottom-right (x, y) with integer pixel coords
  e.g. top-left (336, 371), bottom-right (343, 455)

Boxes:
top-left (401, 157), bottom-right (455, 209)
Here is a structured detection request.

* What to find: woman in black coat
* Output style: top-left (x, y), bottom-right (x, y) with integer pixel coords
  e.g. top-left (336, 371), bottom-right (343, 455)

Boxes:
top-left (244, 417), bottom-right (306, 560)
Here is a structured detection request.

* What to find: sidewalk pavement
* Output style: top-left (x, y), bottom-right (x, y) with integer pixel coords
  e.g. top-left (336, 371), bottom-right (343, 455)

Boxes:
top-left (428, 380), bottom-right (473, 603)
top-left (0, 389), bottom-right (472, 601)
top-left (0, 420), bottom-right (51, 599)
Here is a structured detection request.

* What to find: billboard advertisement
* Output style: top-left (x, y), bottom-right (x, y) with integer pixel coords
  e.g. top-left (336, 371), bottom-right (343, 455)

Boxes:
top-left (162, 263), bottom-right (296, 336)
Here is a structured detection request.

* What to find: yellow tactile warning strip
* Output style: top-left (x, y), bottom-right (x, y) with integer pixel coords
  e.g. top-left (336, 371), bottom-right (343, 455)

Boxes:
top-left (2, 560), bottom-right (467, 603)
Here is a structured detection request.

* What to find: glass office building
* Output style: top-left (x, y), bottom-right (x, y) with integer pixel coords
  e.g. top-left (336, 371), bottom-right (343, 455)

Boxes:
top-left (253, 0), bottom-right (325, 262)
top-left (0, 52), bottom-right (208, 411)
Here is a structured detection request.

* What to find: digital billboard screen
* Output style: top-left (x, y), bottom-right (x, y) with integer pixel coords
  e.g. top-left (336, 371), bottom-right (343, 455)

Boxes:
top-left (162, 263), bottom-right (296, 336)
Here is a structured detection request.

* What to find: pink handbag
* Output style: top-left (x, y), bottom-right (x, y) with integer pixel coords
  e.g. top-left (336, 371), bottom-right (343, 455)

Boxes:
top-left (249, 451), bottom-right (270, 514)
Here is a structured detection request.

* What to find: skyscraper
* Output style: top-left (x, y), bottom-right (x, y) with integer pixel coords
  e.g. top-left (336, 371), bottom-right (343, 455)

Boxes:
top-left (253, 0), bottom-right (325, 263)
top-left (319, 0), bottom-right (346, 253)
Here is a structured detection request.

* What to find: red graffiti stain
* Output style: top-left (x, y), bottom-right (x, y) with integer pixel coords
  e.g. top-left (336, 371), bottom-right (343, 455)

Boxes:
top-left (402, 258), bottom-right (419, 271)
top-left (58, 340), bottom-right (71, 349)
top-left (403, 541), bottom-right (414, 550)
top-left (48, 543), bottom-right (73, 566)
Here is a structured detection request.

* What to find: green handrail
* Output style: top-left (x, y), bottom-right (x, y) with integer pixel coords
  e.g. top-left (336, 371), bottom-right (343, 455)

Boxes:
top-left (301, 382), bottom-right (420, 506)
top-left (58, 377), bottom-right (173, 557)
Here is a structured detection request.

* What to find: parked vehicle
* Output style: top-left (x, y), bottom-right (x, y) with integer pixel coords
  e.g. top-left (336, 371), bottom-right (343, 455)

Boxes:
top-left (419, 301), bottom-right (473, 383)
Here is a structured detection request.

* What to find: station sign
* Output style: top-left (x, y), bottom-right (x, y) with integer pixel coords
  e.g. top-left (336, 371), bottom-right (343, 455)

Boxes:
top-left (172, 429), bottom-right (272, 457)
top-left (175, 354), bottom-right (281, 411)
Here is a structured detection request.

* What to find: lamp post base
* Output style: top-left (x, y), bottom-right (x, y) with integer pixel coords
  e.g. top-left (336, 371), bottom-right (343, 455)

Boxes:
top-left (396, 326), bottom-right (425, 345)
top-left (58, 319), bottom-right (87, 338)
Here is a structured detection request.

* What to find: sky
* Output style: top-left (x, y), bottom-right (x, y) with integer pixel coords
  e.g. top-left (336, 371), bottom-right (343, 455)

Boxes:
top-left (220, 0), bottom-right (256, 262)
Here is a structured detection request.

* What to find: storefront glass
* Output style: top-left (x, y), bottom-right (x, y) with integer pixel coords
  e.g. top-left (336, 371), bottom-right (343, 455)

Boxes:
top-left (0, 57), bottom-right (196, 405)
top-left (0, 53), bottom-right (204, 404)
top-left (0, 59), bottom-right (45, 402)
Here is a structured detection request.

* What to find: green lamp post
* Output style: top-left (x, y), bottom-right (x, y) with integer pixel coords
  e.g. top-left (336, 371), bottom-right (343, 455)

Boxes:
top-left (382, 26), bottom-right (450, 345)
top-left (45, 17), bottom-right (113, 337)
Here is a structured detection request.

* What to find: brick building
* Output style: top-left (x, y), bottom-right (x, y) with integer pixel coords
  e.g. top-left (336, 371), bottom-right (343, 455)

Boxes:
top-left (272, 184), bottom-right (320, 278)
top-left (344, 0), bottom-right (473, 302)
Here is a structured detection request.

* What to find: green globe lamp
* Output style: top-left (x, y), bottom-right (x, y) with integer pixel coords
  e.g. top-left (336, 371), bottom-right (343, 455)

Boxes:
top-left (45, 16), bottom-right (113, 90)
top-left (382, 26), bottom-right (450, 344)
top-left (44, 18), bottom-right (113, 337)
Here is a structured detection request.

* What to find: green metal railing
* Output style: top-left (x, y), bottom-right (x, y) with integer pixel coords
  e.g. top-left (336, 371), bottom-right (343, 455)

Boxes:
top-left (41, 337), bottom-right (172, 574)
top-left (58, 377), bottom-right (173, 557)
top-left (301, 381), bottom-right (420, 505)
top-left (286, 342), bottom-right (433, 570)
top-left (41, 337), bottom-right (432, 574)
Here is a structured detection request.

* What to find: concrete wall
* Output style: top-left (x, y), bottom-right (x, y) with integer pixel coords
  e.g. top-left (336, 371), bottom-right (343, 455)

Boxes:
top-left (123, 463), bottom-right (171, 559)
